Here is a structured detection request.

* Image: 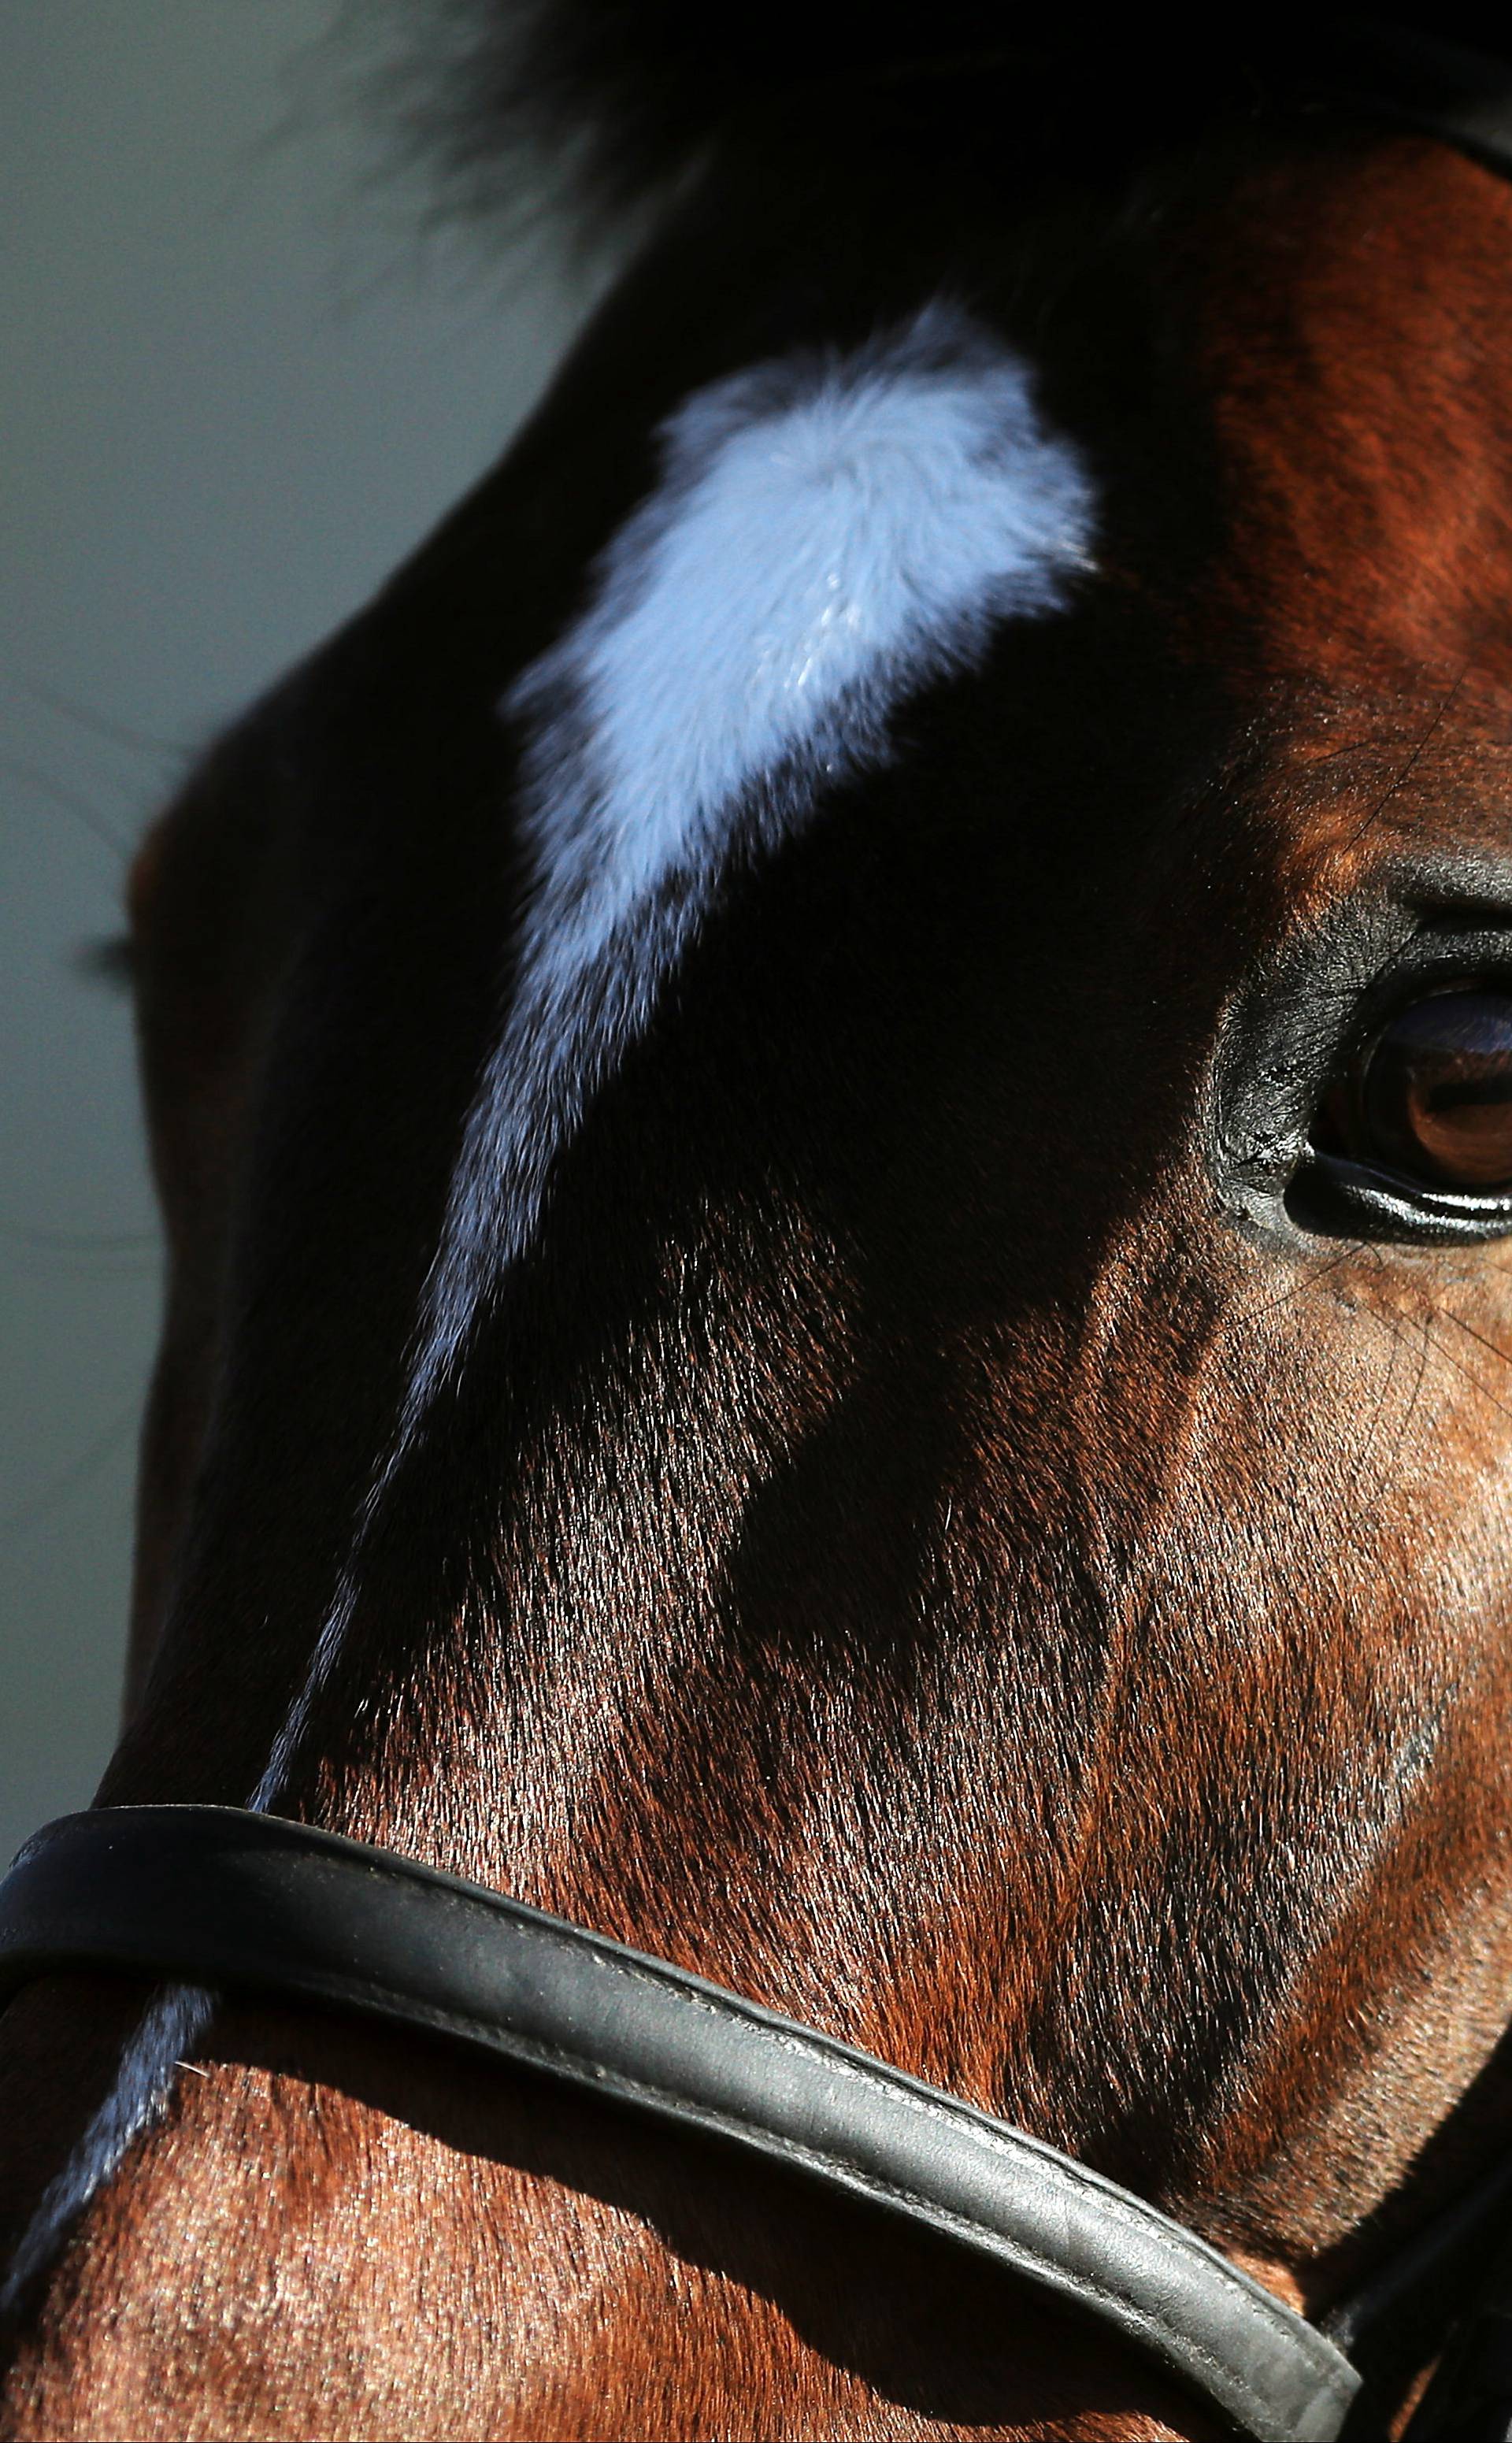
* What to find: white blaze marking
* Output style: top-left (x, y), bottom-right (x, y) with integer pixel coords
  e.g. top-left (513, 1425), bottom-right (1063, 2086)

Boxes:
top-left (411, 302), bottom-right (1096, 1404)
top-left (4, 305), bottom-right (1095, 2293)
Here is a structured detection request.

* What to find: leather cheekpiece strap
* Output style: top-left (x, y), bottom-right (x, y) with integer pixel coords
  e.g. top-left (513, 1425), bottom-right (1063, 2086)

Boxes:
top-left (0, 1807), bottom-right (1358, 2443)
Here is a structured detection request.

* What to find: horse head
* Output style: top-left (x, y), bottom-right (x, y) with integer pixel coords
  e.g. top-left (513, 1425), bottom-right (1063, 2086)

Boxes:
top-left (6, 16), bottom-right (1512, 2437)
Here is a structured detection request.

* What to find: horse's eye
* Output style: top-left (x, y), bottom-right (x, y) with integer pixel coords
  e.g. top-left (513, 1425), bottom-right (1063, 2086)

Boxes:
top-left (1351, 988), bottom-right (1512, 1192)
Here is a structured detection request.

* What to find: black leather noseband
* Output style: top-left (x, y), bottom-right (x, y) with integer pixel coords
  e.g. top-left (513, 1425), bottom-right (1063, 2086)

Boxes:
top-left (0, 1805), bottom-right (1357, 2443)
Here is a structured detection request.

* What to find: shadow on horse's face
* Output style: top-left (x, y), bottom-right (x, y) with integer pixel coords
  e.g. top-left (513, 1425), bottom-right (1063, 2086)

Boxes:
top-left (8, 107), bottom-right (1512, 2443)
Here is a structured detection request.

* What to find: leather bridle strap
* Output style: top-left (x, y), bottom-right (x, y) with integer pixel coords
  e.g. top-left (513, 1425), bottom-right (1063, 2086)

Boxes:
top-left (0, 1807), bottom-right (1354, 2443)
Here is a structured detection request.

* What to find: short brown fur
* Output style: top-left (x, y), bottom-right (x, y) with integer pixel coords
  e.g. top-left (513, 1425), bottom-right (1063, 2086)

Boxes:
top-left (6, 96), bottom-right (1512, 2443)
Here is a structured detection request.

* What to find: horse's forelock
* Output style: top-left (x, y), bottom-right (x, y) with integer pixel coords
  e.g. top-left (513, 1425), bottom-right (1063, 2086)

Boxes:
top-left (358, 2), bottom-right (1512, 235)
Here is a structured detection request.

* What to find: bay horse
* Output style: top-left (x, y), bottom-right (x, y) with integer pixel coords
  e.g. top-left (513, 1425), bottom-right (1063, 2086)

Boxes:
top-left (8, 9), bottom-right (1512, 2436)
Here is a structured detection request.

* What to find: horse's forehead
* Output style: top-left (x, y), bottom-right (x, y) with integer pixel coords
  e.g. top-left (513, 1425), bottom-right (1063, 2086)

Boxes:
top-left (493, 139), bottom-right (1512, 888)
top-left (372, 306), bottom-right (1102, 1385)
top-left (148, 140), bottom-right (1512, 988)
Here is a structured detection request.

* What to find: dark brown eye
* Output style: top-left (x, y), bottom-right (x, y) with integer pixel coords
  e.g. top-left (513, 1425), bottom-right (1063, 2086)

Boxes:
top-left (1352, 988), bottom-right (1512, 1192)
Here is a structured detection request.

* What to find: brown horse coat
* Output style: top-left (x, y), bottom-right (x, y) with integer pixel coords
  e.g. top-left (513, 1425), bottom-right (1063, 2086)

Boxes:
top-left (6, 45), bottom-right (1512, 2441)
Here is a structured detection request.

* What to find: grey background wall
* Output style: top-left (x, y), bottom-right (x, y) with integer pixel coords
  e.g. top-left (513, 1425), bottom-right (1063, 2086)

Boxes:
top-left (0, 2), bottom-right (586, 1866)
